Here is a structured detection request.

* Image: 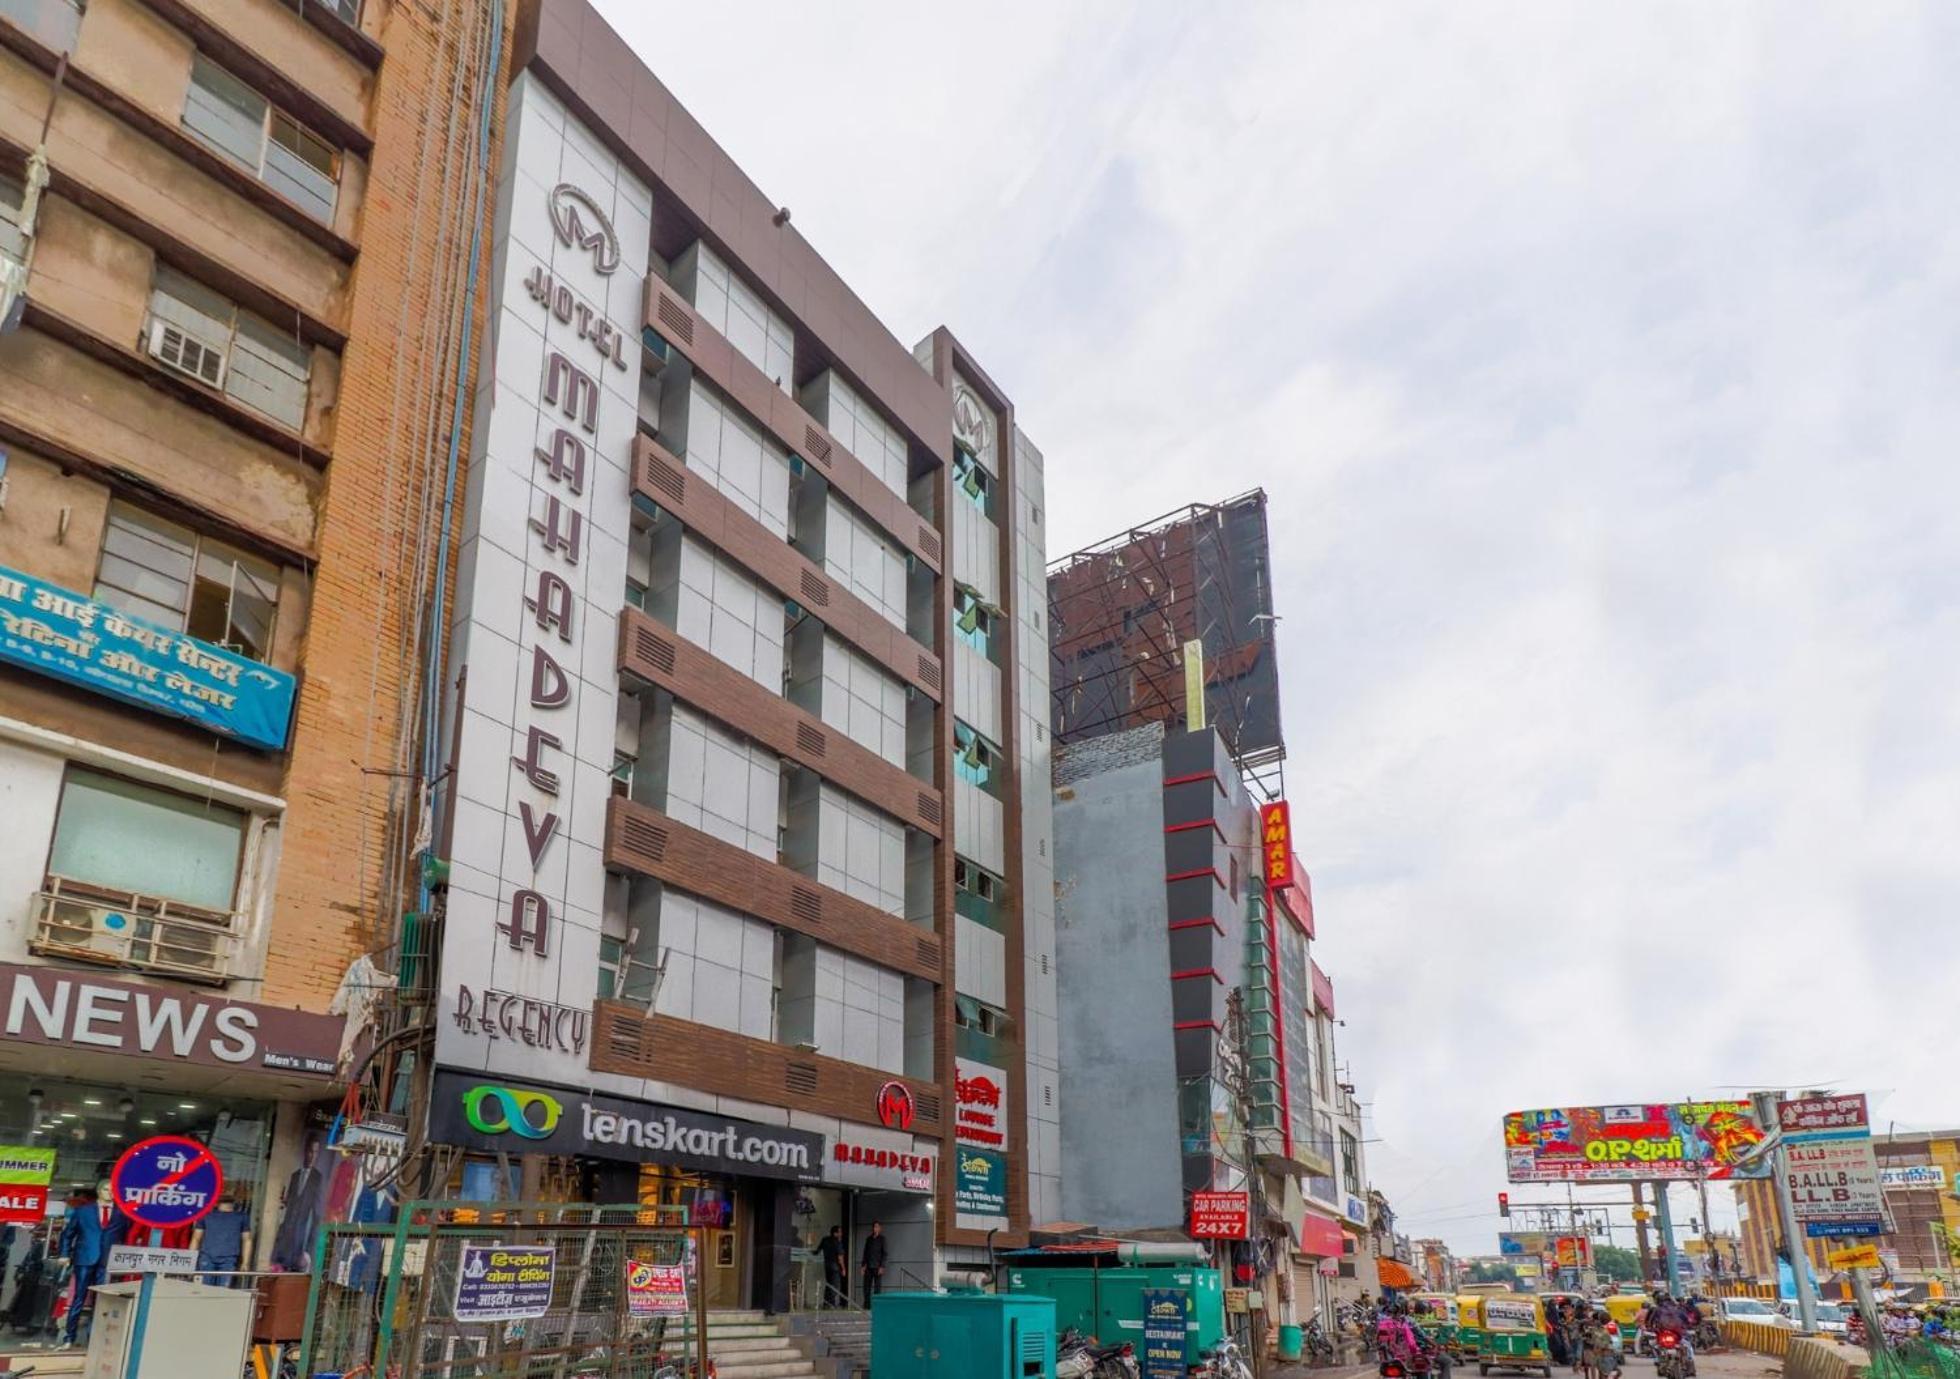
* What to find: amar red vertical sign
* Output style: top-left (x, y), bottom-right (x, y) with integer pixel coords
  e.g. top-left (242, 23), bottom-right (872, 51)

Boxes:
top-left (1260, 802), bottom-right (1293, 888)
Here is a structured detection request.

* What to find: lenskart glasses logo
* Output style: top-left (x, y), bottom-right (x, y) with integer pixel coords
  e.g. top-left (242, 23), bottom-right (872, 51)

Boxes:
top-left (548, 183), bottom-right (620, 276)
top-left (462, 1085), bottom-right (563, 1140)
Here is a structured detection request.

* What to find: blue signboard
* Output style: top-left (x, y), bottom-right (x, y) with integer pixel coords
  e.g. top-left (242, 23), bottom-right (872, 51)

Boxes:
top-left (110, 1135), bottom-right (223, 1230)
top-left (0, 563), bottom-right (294, 749)
top-left (1140, 1288), bottom-right (1189, 1379)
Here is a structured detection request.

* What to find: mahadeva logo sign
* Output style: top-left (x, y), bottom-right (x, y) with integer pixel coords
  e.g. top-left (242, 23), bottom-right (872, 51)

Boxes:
top-left (463, 1085), bottom-right (563, 1140)
top-left (549, 183), bottom-right (620, 276)
top-left (876, 1080), bottom-right (916, 1131)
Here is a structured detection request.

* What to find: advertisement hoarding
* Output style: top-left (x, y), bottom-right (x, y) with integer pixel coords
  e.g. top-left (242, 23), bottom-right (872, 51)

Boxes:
top-left (1779, 1094), bottom-right (1884, 1239)
top-left (1503, 1103), bottom-right (1769, 1182)
top-left (1190, 1191), bottom-right (1251, 1240)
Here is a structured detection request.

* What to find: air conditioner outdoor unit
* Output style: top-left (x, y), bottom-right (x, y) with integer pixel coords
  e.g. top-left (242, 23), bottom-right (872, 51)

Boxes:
top-left (31, 888), bottom-right (233, 983)
top-left (146, 318), bottom-right (226, 388)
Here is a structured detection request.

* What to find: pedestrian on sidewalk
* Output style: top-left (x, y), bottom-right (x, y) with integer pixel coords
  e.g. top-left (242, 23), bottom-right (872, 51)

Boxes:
top-left (818, 1225), bottom-right (846, 1308)
top-left (860, 1221), bottom-right (888, 1308)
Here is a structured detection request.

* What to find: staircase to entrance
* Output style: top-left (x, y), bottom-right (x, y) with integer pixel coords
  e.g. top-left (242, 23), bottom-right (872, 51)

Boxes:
top-left (673, 1309), bottom-right (828, 1379)
top-left (790, 1309), bottom-right (872, 1377)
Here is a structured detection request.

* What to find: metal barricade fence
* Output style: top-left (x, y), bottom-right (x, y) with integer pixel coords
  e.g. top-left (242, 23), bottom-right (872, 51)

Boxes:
top-left (297, 1202), bottom-right (715, 1379)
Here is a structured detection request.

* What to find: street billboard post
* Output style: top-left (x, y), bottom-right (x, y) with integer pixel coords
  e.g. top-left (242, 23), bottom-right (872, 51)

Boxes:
top-left (1503, 1103), bottom-right (1769, 1182)
top-left (1778, 1094), bottom-right (1885, 1238)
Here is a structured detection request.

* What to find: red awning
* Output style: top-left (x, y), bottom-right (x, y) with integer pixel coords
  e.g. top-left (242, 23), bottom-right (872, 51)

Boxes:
top-left (1311, 961), bottom-right (1336, 1019)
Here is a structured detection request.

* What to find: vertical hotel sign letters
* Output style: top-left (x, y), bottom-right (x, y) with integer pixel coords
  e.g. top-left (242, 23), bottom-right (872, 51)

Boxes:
top-left (1259, 801), bottom-right (1293, 889)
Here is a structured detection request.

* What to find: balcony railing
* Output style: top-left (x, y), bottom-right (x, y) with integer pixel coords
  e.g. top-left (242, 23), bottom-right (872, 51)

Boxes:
top-left (29, 879), bottom-right (241, 985)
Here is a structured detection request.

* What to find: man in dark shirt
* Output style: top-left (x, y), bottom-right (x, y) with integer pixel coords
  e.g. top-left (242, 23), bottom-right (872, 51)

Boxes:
top-left (860, 1221), bottom-right (888, 1307)
top-left (817, 1225), bottom-right (846, 1308)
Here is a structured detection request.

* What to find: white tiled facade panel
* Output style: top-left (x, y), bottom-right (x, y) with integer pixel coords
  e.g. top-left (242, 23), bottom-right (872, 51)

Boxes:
top-left (779, 937), bottom-right (908, 1073)
top-left (651, 891), bottom-right (778, 1041)
top-left (820, 634), bottom-right (907, 768)
top-left (951, 641), bottom-right (1002, 745)
top-left (680, 377), bottom-right (792, 538)
top-left (951, 496), bottom-right (1000, 608)
top-left (665, 534), bottom-right (784, 692)
top-left (800, 370), bottom-right (909, 502)
top-left (954, 914), bottom-right (1007, 1008)
top-left (822, 494), bottom-right (906, 631)
top-left (783, 774), bottom-right (905, 917)
top-left (1014, 425), bottom-right (1063, 1226)
top-left (953, 777), bottom-right (1005, 875)
top-left (671, 241), bottom-right (793, 392)
top-left (656, 703), bottom-right (779, 860)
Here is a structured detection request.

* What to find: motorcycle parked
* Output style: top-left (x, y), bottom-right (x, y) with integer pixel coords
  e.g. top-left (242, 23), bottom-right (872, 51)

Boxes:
top-left (1194, 1338), bottom-right (1254, 1379)
top-left (1304, 1317), bottom-right (1337, 1363)
top-left (1056, 1327), bottom-right (1139, 1379)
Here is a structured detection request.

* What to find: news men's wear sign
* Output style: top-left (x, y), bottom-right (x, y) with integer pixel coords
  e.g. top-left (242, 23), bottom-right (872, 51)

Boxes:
top-left (454, 1244), bottom-right (556, 1321)
top-left (1779, 1093), bottom-right (1885, 1239)
top-left (0, 563), bottom-right (295, 749)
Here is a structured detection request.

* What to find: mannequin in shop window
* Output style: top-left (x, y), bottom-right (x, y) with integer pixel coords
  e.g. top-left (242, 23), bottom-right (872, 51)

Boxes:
top-left (56, 1183), bottom-right (126, 1347)
top-left (195, 1193), bottom-right (252, 1286)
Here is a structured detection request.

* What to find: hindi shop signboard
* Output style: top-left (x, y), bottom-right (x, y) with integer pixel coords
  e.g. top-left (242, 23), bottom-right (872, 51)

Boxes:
top-left (1779, 1094), bottom-right (1885, 1239)
top-left (0, 563), bottom-right (296, 749)
top-left (1504, 1102), bottom-right (1770, 1182)
top-left (624, 1260), bottom-right (688, 1317)
top-left (454, 1244), bottom-right (556, 1322)
top-left (1189, 1190), bottom-right (1251, 1240)
top-left (954, 1056), bottom-right (1009, 1150)
top-left (111, 1135), bottom-right (222, 1230)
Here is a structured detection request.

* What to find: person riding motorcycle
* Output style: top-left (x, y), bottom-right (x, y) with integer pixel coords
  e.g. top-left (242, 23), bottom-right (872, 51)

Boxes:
top-left (1378, 1300), bottom-right (1425, 1367)
top-left (1646, 1293), bottom-right (1696, 1375)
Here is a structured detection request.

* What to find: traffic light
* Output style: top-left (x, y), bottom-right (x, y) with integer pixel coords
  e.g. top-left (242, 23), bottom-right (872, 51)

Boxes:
top-left (1499, 1192), bottom-right (1510, 1218)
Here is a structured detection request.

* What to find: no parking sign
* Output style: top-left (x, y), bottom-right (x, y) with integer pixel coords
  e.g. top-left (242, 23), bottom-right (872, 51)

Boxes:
top-left (110, 1135), bottom-right (223, 1230)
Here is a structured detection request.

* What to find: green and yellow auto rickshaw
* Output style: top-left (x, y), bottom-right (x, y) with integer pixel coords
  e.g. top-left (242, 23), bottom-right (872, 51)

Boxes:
top-left (1411, 1294), bottom-right (1463, 1355)
top-left (1457, 1294), bottom-right (1488, 1360)
top-left (1478, 1293), bottom-right (1552, 1377)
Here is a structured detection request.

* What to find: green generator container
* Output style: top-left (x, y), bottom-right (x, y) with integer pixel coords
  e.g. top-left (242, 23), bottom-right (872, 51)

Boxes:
top-left (1001, 1265), bottom-right (1225, 1365)
top-left (869, 1290), bottom-right (1057, 1379)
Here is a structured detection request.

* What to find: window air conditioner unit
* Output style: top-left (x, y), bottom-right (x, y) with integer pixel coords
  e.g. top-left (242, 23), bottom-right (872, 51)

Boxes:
top-left (147, 318), bottom-right (226, 388)
top-left (31, 887), bottom-right (233, 983)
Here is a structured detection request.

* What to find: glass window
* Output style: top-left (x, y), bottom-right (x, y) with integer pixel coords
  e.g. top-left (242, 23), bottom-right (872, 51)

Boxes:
top-left (0, 174), bottom-right (23, 265)
top-left (953, 721), bottom-right (1002, 793)
top-left (1339, 1128), bottom-right (1361, 1190)
top-left (952, 445), bottom-right (995, 519)
top-left (95, 501), bottom-right (283, 661)
top-left (0, 0), bottom-right (84, 55)
top-left (148, 269), bottom-right (315, 431)
top-left (182, 55), bottom-right (339, 225)
top-left (48, 768), bottom-right (247, 911)
top-left (953, 586), bottom-right (997, 658)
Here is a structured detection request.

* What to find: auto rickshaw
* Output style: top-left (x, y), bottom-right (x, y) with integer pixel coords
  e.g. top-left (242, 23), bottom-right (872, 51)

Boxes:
top-left (1457, 1294), bottom-right (1488, 1361)
top-left (1478, 1293), bottom-right (1552, 1377)
top-left (1412, 1294), bottom-right (1463, 1354)
top-left (1601, 1293), bottom-right (1649, 1344)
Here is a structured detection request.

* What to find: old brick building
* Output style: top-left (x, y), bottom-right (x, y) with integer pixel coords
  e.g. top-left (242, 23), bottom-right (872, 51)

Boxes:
top-left (0, 0), bottom-right (508, 1312)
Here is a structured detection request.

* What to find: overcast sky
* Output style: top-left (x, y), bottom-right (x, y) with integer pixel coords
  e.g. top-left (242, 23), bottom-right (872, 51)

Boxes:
top-left (591, 1), bottom-right (1960, 1254)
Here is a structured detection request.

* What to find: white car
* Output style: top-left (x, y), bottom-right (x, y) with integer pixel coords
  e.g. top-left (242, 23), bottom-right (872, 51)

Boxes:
top-left (1722, 1297), bottom-right (1797, 1329)
top-left (1776, 1302), bottom-right (1850, 1336)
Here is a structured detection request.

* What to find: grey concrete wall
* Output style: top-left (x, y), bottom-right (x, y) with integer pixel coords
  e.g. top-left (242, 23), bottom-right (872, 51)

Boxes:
top-left (1053, 731), bottom-right (1183, 1228)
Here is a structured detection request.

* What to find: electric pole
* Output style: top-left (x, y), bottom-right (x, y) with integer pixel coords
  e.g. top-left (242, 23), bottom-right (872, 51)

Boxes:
top-left (1631, 1182), bottom-right (1655, 1286)
top-left (1750, 1090), bottom-right (1819, 1335)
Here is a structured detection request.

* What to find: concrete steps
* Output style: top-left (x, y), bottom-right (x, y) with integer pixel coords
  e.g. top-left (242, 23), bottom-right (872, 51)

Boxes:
top-left (668, 1310), bottom-right (822, 1379)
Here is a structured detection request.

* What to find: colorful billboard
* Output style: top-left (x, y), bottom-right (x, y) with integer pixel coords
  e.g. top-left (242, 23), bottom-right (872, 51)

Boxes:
top-left (1503, 1102), bottom-right (1769, 1182)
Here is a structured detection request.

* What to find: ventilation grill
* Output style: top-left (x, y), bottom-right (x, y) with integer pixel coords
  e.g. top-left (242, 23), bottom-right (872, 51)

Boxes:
top-left (917, 655), bottom-right (941, 693)
top-left (917, 792), bottom-right (941, 828)
top-left (802, 426), bottom-right (833, 467)
top-left (918, 528), bottom-right (942, 564)
top-left (785, 1062), bottom-right (820, 1095)
top-left (790, 886), bottom-right (823, 927)
top-left (655, 291), bottom-right (694, 346)
top-left (634, 624), bottom-right (677, 677)
top-left (619, 816), bottom-right (669, 866)
top-left (647, 455), bottom-right (687, 506)
top-left (915, 1092), bottom-right (942, 1123)
top-left (1044, 1084), bottom-right (1053, 1107)
top-left (798, 569), bottom-right (830, 608)
top-left (147, 320), bottom-right (226, 388)
top-left (1041, 953), bottom-right (1050, 976)
top-left (796, 722), bottom-right (827, 757)
top-left (917, 936), bottom-right (940, 970)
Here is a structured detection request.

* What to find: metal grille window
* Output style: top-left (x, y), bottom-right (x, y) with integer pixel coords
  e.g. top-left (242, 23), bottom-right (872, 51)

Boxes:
top-left (94, 501), bottom-right (282, 662)
top-left (148, 268), bottom-right (312, 429)
top-left (286, 0), bottom-right (360, 25)
top-left (182, 54), bottom-right (340, 224)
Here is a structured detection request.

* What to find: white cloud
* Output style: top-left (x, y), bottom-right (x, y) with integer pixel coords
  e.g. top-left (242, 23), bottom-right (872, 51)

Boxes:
top-left (593, 0), bottom-right (1960, 1252)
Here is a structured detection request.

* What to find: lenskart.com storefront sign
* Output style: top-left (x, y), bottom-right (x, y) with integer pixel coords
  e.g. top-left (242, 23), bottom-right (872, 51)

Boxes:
top-left (429, 1070), bottom-right (824, 1183)
top-left (0, 963), bottom-right (340, 1076)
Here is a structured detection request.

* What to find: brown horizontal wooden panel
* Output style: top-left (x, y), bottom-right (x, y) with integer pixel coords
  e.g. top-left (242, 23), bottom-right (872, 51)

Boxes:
top-left (616, 606), bottom-right (943, 837)
top-left (643, 276), bottom-right (943, 576)
top-left (632, 435), bottom-right (942, 703)
top-left (604, 795), bottom-right (944, 982)
top-left (591, 1001), bottom-right (945, 1138)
